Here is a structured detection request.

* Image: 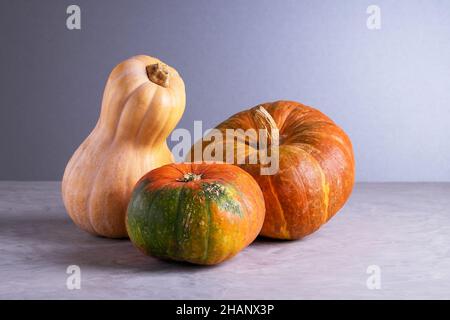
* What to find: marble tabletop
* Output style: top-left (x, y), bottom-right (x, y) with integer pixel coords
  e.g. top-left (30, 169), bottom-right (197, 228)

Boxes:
top-left (0, 181), bottom-right (449, 299)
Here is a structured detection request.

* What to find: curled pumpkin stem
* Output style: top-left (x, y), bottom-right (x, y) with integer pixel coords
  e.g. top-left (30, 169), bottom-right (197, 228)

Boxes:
top-left (253, 106), bottom-right (279, 146)
top-left (146, 63), bottom-right (170, 87)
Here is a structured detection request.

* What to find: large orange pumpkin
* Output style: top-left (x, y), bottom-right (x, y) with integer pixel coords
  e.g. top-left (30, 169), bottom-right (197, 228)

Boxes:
top-left (189, 100), bottom-right (355, 240)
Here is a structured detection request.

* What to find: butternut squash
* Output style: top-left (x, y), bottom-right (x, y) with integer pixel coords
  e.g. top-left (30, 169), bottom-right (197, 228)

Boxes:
top-left (62, 55), bottom-right (186, 238)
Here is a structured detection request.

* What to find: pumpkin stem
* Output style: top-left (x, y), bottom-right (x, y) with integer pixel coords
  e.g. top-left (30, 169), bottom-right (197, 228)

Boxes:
top-left (253, 106), bottom-right (279, 146)
top-left (177, 173), bottom-right (202, 182)
top-left (146, 63), bottom-right (170, 87)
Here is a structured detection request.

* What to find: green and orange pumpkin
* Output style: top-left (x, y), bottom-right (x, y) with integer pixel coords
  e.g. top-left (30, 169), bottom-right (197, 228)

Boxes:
top-left (126, 162), bottom-right (265, 265)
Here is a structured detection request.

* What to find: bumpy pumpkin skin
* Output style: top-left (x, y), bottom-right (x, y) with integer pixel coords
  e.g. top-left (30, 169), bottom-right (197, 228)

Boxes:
top-left (126, 163), bottom-right (265, 265)
top-left (62, 55), bottom-right (186, 238)
top-left (189, 101), bottom-right (355, 240)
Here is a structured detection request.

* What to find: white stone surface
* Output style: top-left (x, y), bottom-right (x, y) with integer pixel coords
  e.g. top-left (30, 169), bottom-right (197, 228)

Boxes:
top-left (0, 182), bottom-right (449, 299)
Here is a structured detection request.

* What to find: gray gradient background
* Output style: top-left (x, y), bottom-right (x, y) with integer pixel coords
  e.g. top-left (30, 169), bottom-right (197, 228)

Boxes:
top-left (1, 0), bottom-right (449, 181)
